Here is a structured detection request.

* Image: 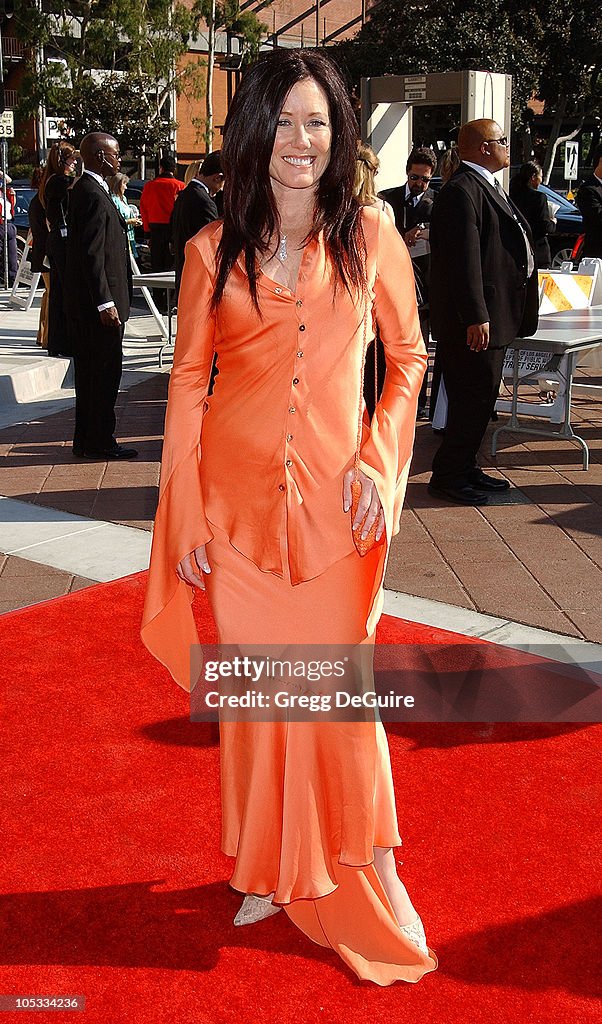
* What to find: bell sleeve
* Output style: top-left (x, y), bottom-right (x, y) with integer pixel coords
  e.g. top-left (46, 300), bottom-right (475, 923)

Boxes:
top-left (359, 211), bottom-right (427, 538)
top-left (141, 239), bottom-right (217, 690)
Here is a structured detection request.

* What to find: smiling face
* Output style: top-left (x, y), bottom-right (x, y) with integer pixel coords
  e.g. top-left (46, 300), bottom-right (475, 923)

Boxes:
top-left (269, 78), bottom-right (332, 196)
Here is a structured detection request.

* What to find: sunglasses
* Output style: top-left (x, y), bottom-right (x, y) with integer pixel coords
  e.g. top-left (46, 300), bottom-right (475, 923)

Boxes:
top-left (408, 173), bottom-right (432, 183)
top-left (485, 137), bottom-right (509, 147)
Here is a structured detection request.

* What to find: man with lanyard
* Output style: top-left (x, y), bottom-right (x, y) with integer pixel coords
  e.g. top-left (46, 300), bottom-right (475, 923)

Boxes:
top-left (64, 132), bottom-right (136, 460)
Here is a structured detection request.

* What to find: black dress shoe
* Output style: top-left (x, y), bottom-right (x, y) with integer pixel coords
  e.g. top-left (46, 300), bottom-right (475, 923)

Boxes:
top-left (72, 446), bottom-right (84, 457)
top-left (83, 445), bottom-right (138, 460)
top-left (428, 482), bottom-right (489, 506)
top-left (469, 469), bottom-right (510, 492)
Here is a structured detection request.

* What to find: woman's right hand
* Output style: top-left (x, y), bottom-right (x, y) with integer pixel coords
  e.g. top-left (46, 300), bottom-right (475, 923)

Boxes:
top-left (176, 546), bottom-right (211, 589)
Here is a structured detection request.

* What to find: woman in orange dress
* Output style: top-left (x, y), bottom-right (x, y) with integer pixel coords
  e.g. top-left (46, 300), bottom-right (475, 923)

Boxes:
top-left (141, 49), bottom-right (437, 986)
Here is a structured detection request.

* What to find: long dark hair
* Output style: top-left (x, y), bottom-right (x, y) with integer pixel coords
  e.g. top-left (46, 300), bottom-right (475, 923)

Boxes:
top-left (510, 160), bottom-right (542, 197)
top-left (213, 49), bottom-right (364, 310)
top-left (38, 141), bottom-right (76, 209)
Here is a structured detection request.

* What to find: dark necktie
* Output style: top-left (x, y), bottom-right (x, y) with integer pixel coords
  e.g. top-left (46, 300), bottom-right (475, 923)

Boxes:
top-left (493, 180), bottom-right (534, 277)
top-left (403, 193), bottom-right (416, 231)
top-left (493, 179), bottom-right (511, 207)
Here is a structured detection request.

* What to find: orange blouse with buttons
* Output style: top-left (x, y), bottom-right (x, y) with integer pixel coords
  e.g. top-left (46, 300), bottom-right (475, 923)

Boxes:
top-left (141, 205), bottom-right (427, 688)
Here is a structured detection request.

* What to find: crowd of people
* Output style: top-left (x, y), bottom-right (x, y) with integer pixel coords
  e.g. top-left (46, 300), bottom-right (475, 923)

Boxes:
top-left (14, 102), bottom-right (589, 483)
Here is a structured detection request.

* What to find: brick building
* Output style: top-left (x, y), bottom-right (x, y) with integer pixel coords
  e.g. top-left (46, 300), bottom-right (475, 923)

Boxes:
top-left (177, 1), bottom-right (373, 160)
top-left (3, 1), bottom-right (374, 171)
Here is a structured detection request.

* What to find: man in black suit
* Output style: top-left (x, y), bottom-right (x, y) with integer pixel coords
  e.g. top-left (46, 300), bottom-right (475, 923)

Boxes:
top-left (576, 143), bottom-right (602, 258)
top-left (64, 132), bottom-right (137, 460)
top-left (171, 150), bottom-right (223, 299)
top-left (428, 119), bottom-right (539, 505)
top-left (381, 148), bottom-right (437, 416)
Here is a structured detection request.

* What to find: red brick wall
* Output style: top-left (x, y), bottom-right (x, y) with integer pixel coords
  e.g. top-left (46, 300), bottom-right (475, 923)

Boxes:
top-left (262, 0), bottom-right (367, 45)
top-left (175, 0), bottom-right (370, 162)
top-left (175, 52), bottom-right (231, 160)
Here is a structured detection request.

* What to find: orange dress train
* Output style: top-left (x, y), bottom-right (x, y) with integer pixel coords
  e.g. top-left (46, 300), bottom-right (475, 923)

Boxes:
top-left (141, 207), bottom-right (437, 984)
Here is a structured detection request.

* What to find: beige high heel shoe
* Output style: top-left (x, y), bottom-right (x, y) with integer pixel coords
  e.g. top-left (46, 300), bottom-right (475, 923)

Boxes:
top-left (233, 893), bottom-right (282, 927)
top-left (399, 914), bottom-right (429, 955)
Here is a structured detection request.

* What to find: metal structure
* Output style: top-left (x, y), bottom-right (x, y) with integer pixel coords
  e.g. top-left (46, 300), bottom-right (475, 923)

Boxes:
top-left (240, 0), bottom-right (370, 47)
top-left (361, 70), bottom-right (512, 190)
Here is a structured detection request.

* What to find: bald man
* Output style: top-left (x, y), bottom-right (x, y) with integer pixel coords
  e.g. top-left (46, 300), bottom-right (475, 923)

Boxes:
top-left (64, 132), bottom-right (137, 459)
top-left (428, 119), bottom-right (538, 505)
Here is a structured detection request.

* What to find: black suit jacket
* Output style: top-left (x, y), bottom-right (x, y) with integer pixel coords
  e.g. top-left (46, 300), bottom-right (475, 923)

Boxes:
top-left (380, 185), bottom-right (435, 235)
top-left (28, 193), bottom-right (49, 274)
top-left (429, 163), bottom-right (539, 347)
top-left (576, 174), bottom-right (602, 258)
top-left (171, 180), bottom-right (219, 296)
top-left (64, 173), bottom-right (132, 323)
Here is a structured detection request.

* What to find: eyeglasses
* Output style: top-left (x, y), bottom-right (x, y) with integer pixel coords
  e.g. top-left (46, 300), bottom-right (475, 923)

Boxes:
top-left (485, 137), bottom-right (509, 147)
top-left (408, 173), bottom-right (432, 183)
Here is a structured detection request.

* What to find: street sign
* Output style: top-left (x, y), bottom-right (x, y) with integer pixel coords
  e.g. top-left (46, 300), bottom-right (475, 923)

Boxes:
top-left (45, 116), bottom-right (72, 140)
top-left (564, 141), bottom-right (579, 181)
top-left (0, 110), bottom-right (14, 138)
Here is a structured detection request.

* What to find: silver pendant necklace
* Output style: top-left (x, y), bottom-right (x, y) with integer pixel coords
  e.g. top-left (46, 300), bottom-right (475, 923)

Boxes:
top-left (277, 234), bottom-right (288, 262)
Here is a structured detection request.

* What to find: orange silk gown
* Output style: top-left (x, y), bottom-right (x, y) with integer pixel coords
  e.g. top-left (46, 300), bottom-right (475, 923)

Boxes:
top-left (141, 206), bottom-right (437, 984)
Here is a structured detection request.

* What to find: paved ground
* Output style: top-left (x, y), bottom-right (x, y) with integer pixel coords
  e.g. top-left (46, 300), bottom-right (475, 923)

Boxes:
top-left (1, 354), bottom-right (601, 642)
top-left (397, 381), bottom-right (602, 641)
top-left (0, 552), bottom-right (95, 617)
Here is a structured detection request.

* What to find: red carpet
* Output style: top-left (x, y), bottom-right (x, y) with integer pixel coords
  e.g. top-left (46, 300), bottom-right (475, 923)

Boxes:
top-left (0, 574), bottom-right (600, 1023)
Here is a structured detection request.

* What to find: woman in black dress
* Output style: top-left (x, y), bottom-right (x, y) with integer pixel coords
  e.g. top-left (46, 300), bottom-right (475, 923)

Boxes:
top-left (39, 142), bottom-right (78, 356)
top-left (509, 161), bottom-right (556, 268)
top-left (28, 168), bottom-right (50, 348)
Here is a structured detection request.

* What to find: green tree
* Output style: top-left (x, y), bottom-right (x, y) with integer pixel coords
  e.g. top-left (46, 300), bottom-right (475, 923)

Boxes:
top-left (14, 0), bottom-right (207, 156)
top-left (193, 1), bottom-right (270, 151)
top-left (333, 0), bottom-right (601, 178)
top-left (532, 0), bottom-right (601, 178)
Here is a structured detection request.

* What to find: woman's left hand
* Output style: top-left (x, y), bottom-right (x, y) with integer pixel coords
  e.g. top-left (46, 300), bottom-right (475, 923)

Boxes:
top-left (343, 468), bottom-right (385, 542)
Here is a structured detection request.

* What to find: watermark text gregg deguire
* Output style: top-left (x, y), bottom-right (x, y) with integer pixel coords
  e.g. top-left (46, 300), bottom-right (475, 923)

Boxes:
top-left (203, 690), bottom-right (415, 711)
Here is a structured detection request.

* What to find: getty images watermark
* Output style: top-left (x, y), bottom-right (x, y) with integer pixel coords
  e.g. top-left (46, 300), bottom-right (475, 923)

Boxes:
top-left (200, 652), bottom-right (415, 715)
top-left (189, 644), bottom-right (602, 723)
